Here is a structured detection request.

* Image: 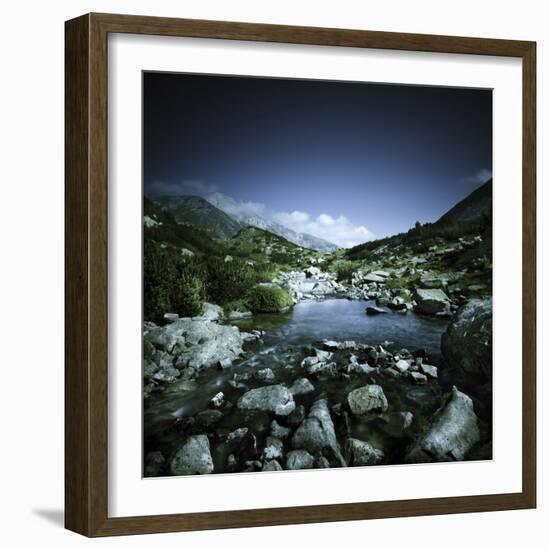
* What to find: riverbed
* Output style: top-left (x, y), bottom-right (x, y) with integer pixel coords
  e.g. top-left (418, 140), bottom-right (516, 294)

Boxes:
top-left (144, 297), bottom-right (449, 472)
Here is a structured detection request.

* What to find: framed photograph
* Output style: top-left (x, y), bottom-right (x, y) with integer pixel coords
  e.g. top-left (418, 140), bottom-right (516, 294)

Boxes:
top-left (65, 13), bottom-right (536, 536)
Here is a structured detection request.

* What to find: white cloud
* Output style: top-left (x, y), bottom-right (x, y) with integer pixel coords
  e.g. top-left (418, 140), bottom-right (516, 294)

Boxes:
top-left (272, 210), bottom-right (374, 248)
top-left (463, 168), bottom-right (492, 185)
top-left (148, 183), bottom-right (374, 248)
top-left (205, 192), bottom-right (266, 220)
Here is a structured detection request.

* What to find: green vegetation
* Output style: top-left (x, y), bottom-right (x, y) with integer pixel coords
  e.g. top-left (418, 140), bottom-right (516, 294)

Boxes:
top-left (143, 201), bottom-right (314, 321)
top-left (331, 259), bottom-right (357, 283)
top-left (346, 216), bottom-right (490, 262)
top-left (144, 240), bottom-right (205, 320)
top-left (245, 286), bottom-right (294, 313)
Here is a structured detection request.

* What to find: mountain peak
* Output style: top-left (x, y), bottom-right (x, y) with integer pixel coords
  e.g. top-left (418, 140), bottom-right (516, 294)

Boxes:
top-left (204, 192), bottom-right (339, 252)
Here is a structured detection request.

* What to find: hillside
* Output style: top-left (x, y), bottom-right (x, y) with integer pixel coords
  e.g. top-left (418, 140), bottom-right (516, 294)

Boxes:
top-left (226, 226), bottom-right (318, 267)
top-left (437, 179), bottom-right (492, 225)
top-left (143, 196), bottom-right (219, 255)
top-left (205, 192), bottom-right (339, 252)
top-left (150, 195), bottom-right (243, 239)
top-left (346, 179), bottom-right (492, 262)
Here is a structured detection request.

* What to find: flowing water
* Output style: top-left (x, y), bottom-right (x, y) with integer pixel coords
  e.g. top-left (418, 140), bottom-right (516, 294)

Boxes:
top-left (232, 298), bottom-right (446, 357)
top-left (144, 298), bottom-right (449, 470)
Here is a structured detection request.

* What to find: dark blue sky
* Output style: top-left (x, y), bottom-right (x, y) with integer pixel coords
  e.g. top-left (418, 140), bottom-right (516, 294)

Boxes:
top-left (144, 72), bottom-right (492, 243)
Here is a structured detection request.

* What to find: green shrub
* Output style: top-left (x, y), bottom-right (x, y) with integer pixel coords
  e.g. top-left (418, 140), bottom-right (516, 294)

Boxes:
top-left (332, 259), bottom-right (356, 283)
top-left (172, 273), bottom-right (204, 317)
top-left (245, 286), bottom-right (294, 313)
top-left (143, 239), bottom-right (205, 320)
top-left (204, 258), bottom-right (256, 304)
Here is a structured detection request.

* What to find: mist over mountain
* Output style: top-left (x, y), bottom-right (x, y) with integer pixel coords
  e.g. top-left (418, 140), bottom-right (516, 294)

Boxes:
top-left (205, 192), bottom-right (339, 252)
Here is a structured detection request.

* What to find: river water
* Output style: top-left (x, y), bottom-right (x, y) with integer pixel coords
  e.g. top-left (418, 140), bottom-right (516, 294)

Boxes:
top-left (232, 298), bottom-right (447, 359)
top-left (144, 297), bottom-right (449, 469)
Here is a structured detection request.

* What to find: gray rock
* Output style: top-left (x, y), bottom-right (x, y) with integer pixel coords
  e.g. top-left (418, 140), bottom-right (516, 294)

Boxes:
top-left (394, 359), bottom-right (411, 373)
top-left (163, 313), bottom-right (179, 322)
top-left (163, 318), bottom-right (243, 373)
top-left (289, 377), bottom-right (315, 396)
top-left (270, 420), bottom-right (291, 440)
top-left (218, 357), bottom-right (233, 369)
top-left (306, 361), bottom-right (339, 378)
top-left (152, 364), bottom-right (180, 383)
top-left (406, 386), bottom-right (480, 462)
top-left (227, 454), bottom-right (237, 468)
top-left (363, 273), bottom-right (386, 283)
top-left (170, 435), bottom-right (214, 475)
top-left (413, 288), bottom-right (451, 315)
top-left (237, 385), bottom-right (296, 416)
top-left (371, 270), bottom-right (390, 278)
top-left (285, 450), bottom-right (314, 470)
top-left (227, 309), bottom-right (253, 320)
top-left (198, 302), bottom-right (224, 322)
top-left (410, 371), bottom-right (428, 384)
top-left (441, 298), bottom-right (492, 381)
top-left (291, 398), bottom-right (346, 466)
top-left (347, 363), bottom-right (377, 375)
top-left (262, 436), bottom-right (284, 460)
top-left (144, 451), bottom-right (165, 477)
top-left (345, 438), bottom-right (384, 466)
top-left (262, 459), bottom-right (283, 471)
top-left (255, 368), bottom-right (275, 382)
top-left (419, 271), bottom-right (444, 289)
top-left (226, 427), bottom-right (248, 443)
top-left (210, 391), bottom-right (224, 408)
top-left (322, 340), bottom-right (341, 351)
top-left (420, 364), bottom-right (438, 378)
top-left (347, 384), bottom-right (388, 416)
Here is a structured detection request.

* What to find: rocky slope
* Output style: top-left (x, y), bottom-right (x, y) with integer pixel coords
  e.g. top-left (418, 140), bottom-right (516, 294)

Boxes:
top-left (205, 191), bottom-right (339, 252)
top-left (151, 195), bottom-right (243, 239)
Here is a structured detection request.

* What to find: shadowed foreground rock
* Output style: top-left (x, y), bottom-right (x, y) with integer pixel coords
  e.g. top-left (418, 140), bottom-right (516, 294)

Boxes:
top-left (441, 298), bottom-right (492, 381)
top-left (347, 384), bottom-right (388, 416)
top-left (170, 435), bottom-right (214, 475)
top-left (413, 288), bottom-right (451, 315)
top-left (237, 384), bottom-right (296, 416)
top-left (345, 438), bottom-right (384, 466)
top-left (291, 398), bottom-right (346, 466)
top-left (405, 386), bottom-right (480, 462)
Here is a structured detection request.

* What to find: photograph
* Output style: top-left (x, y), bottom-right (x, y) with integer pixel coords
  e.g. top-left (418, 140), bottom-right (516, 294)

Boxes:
top-left (142, 71), bottom-right (493, 477)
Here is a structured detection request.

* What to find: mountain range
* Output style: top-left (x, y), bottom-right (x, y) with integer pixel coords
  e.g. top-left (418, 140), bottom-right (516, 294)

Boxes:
top-left (149, 193), bottom-right (339, 251)
top-left (204, 192), bottom-right (338, 252)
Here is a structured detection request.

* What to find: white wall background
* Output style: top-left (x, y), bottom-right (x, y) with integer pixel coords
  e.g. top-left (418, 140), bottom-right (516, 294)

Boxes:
top-left (0, 0), bottom-right (546, 548)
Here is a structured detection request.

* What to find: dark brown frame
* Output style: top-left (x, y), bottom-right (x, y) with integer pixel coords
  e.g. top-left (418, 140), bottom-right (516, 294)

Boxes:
top-left (65, 12), bottom-right (537, 537)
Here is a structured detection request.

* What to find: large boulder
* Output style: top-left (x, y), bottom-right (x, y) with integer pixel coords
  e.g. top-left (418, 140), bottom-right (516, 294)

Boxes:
top-left (144, 318), bottom-right (243, 378)
top-left (237, 385), bottom-right (296, 416)
top-left (345, 438), bottom-right (384, 466)
top-left (170, 435), bottom-right (214, 475)
top-left (441, 298), bottom-right (492, 381)
top-left (285, 450), bottom-right (314, 470)
top-left (291, 398), bottom-right (346, 466)
top-left (413, 288), bottom-right (451, 315)
top-left (405, 386), bottom-right (480, 462)
top-left (289, 377), bottom-right (315, 396)
top-left (198, 302), bottom-right (224, 322)
top-left (347, 385), bottom-right (388, 416)
top-left (171, 319), bottom-right (243, 371)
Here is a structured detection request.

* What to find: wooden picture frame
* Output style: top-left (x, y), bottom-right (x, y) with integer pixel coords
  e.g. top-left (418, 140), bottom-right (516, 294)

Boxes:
top-left (65, 12), bottom-right (536, 537)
